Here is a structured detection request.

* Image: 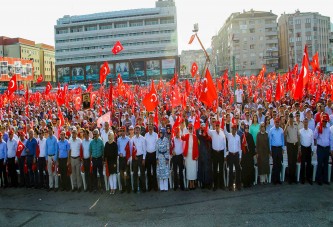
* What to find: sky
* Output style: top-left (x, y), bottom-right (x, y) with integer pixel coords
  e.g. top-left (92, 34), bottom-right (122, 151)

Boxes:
top-left (0, 0), bottom-right (332, 54)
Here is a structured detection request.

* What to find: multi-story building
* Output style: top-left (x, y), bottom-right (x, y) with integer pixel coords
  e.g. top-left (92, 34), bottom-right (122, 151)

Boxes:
top-left (328, 23), bottom-right (333, 71)
top-left (0, 36), bottom-right (55, 84)
top-left (278, 11), bottom-right (331, 72)
top-left (211, 9), bottom-right (279, 76)
top-left (54, 0), bottom-right (178, 84)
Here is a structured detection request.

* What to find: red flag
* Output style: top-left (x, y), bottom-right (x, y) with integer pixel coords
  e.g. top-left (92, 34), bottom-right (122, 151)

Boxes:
top-left (36, 74), bottom-right (43, 84)
top-left (58, 109), bottom-right (65, 126)
top-left (302, 45), bottom-right (310, 87)
top-left (100, 62), bottom-right (110, 85)
top-left (171, 85), bottom-right (182, 107)
top-left (19, 84), bottom-right (24, 90)
top-left (170, 73), bottom-right (178, 86)
top-left (90, 160), bottom-right (93, 174)
top-left (74, 95), bottom-right (82, 111)
top-left (294, 46), bottom-right (308, 100)
top-left (194, 115), bottom-right (201, 130)
top-left (241, 133), bottom-right (247, 154)
top-left (112, 41), bottom-right (124, 55)
top-left (311, 52), bottom-right (320, 73)
top-left (142, 81), bottom-right (158, 111)
top-left (16, 141), bottom-right (25, 158)
top-left (7, 75), bottom-right (17, 95)
top-left (105, 162), bottom-right (110, 177)
top-left (185, 79), bottom-right (191, 95)
top-left (199, 69), bottom-right (218, 106)
top-left (36, 144), bottom-right (40, 158)
top-left (25, 85), bottom-right (29, 104)
top-left (24, 161), bottom-right (28, 174)
top-left (188, 34), bottom-right (196, 44)
top-left (191, 62), bottom-right (198, 77)
top-left (45, 82), bottom-right (52, 95)
top-left (154, 108), bottom-right (159, 129)
top-left (117, 74), bottom-right (123, 86)
top-left (87, 83), bottom-right (93, 93)
top-left (275, 75), bottom-right (282, 101)
top-left (56, 88), bottom-right (66, 106)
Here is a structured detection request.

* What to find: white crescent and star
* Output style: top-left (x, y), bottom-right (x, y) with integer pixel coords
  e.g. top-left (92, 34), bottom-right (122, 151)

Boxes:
top-left (9, 80), bottom-right (15, 89)
top-left (150, 94), bottom-right (157, 102)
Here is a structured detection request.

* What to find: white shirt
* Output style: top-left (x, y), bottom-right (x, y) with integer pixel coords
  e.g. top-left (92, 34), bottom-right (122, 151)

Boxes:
top-left (243, 119), bottom-right (252, 126)
top-left (69, 138), bottom-right (82, 157)
top-left (37, 138), bottom-right (47, 157)
top-left (172, 137), bottom-right (184, 155)
top-left (100, 129), bottom-right (111, 145)
top-left (6, 138), bottom-right (18, 158)
top-left (82, 138), bottom-right (92, 159)
top-left (145, 132), bottom-right (158, 153)
top-left (133, 135), bottom-right (146, 159)
top-left (235, 89), bottom-right (243, 103)
top-left (225, 132), bottom-right (242, 158)
top-left (208, 129), bottom-right (226, 151)
top-left (299, 128), bottom-right (314, 150)
top-left (180, 127), bottom-right (189, 136)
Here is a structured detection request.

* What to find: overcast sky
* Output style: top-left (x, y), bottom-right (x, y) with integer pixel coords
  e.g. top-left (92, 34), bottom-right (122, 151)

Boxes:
top-left (0, 0), bottom-right (332, 54)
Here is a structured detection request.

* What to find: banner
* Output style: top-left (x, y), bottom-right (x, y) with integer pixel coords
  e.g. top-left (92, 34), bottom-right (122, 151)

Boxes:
top-left (146, 60), bottom-right (160, 76)
top-left (0, 57), bottom-right (33, 81)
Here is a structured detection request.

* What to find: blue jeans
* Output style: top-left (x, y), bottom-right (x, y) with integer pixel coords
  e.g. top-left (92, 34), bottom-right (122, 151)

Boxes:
top-left (316, 145), bottom-right (330, 183)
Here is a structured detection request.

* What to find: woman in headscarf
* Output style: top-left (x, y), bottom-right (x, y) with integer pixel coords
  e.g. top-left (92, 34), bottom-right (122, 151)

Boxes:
top-left (241, 124), bottom-right (256, 188)
top-left (104, 131), bottom-right (118, 194)
top-left (196, 122), bottom-right (212, 189)
top-left (156, 128), bottom-right (170, 192)
top-left (256, 122), bottom-right (270, 184)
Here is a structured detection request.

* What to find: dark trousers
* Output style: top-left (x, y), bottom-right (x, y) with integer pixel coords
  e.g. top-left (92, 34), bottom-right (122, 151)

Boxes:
top-left (132, 155), bottom-right (146, 192)
top-left (38, 157), bottom-right (48, 188)
top-left (0, 159), bottom-right (8, 187)
top-left (92, 157), bottom-right (105, 191)
top-left (83, 158), bottom-right (92, 191)
top-left (7, 157), bottom-right (17, 187)
top-left (212, 150), bottom-right (224, 189)
top-left (59, 158), bottom-right (70, 190)
top-left (286, 142), bottom-right (298, 183)
top-left (172, 154), bottom-right (184, 190)
top-left (26, 156), bottom-right (37, 187)
top-left (145, 152), bottom-right (157, 191)
top-left (227, 153), bottom-right (241, 187)
top-left (119, 157), bottom-right (131, 192)
top-left (18, 156), bottom-right (26, 186)
top-left (272, 146), bottom-right (283, 184)
top-left (316, 145), bottom-right (330, 184)
top-left (300, 146), bottom-right (312, 183)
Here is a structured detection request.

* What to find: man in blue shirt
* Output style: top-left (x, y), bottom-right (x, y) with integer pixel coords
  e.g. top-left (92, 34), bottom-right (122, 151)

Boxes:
top-left (45, 126), bottom-right (59, 191)
top-left (117, 126), bottom-right (130, 193)
top-left (58, 130), bottom-right (70, 191)
top-left (269, 118), bottom-right (285, 185)
top-left (0, 132), bottom-right (8, 188)
top-left (25, 129), bottom-right (38, 188)
top-left (314, 113), bottom-right (332, 185)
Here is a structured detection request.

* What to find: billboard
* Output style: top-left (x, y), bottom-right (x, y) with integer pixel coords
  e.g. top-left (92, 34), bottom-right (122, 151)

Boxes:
top-left (57, 67), bottom-right (70, 83)
top-left (130, 61), bottom-right (145, 78)
top-left (72, 67), bottom-right (85, 82)
top-left (86, 65), bottom-right (99, 82)
top-left (146, 60), bottom-right (160, 76)
top-left (162, 59), bottom-right (176, 75)
top-left (116, 62), bottom-right (129, 79)
top-left (0, 57), bottom-right (33, 81)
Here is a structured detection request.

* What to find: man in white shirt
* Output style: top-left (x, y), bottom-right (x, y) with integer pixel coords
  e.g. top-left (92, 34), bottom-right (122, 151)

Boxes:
top-left (132, 125), bottom-right (146, 193)
top-left (299, 118), bottom-right (314, 185)
top-left (6, 130), bottom-right (18, 187)
top-left (68, 128), bottom-right (83, 192)
top-left (145, 123), bottom-right (158, 191)
top-left (235, 84), bottom-right (243, 105)
top-left (100, 122), bottom-right (112, 145)
top-left (224, 124), bottom-right (242, 191)
top-left (208, 121), bottom-right (226, 191)
top-left (82, 129), bottom-right (92, 192)
top-left (37, 129), bottom-right (47, 189)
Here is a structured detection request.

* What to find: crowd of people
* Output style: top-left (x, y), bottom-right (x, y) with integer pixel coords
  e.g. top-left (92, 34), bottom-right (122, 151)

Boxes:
top-left (0, 72), bottom-right (333, 195)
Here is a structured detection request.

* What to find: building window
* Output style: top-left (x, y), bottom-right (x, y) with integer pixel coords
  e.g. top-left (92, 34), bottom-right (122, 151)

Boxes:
top-left (306, 18), bottom-right (311, 24)
top-left (250, 61), bottom-right (255, 65)
top-left (70, 27), bottom-right (83, 33)
top-left (85, 25), bottom-right (97, 31)
top-left (250, 44), bottom-right (255, 49)
top-left (296, 19), bottom-right (301, 25)
top-left (100, 23), bottom-right (112, 30)
top-left (56, 29), bottom-right (68, 34)
top-left (145, 19), bottom-right (158, 25)
top-left (130, 21), bottom-right (143, 27)
top-left (115, 22), bottom-right (128, 28)
top-left (250, 28), bottom-right (255, 33)
top-left (160, 17), bottom-right (174, 24)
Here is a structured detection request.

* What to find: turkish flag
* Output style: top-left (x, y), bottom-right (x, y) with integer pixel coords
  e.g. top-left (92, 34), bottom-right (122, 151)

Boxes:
top-left (45, 82), bottom-right (52, 95)
top-left (188, 34), bottom-right (196, 44)
top-left (74, 95), bottom-right (82, 111)
top-left (56, 88), bottom-right (66, 106)
top-left (191, 62), bottom-right (198, 77)
top-left (170, 73), bottom-right (178, 86)
top-left (16, 141), bottom-right (25, 158)
top-left (171, 85), bottom-right (182, 107)
top-left (199, 69), bottom-right (218, 107)
top-left (36, 74), bottom-right (43, 84)
top-left (19, 84), bottom-right (24, 90)
top-left (275, 75), bottom-right (282, 101)
top-left (241, 134), bottom-right (247, 154)
top-left (58, 108), bottom-right (65, 126)
top-left (294, 46), bottom-right (309, 100)
top-left (87, 83), bottom-right (93, 93)
top-left (194, 115), bottom-right (201, 130)
top-left (108, 80), bottom-right (113, 111)
top-left (97, 112), bottom-right (111, 128)
top-left (185, 79), bottom-right (191, 94)
top-left (105, 162), bottom-right (110, 177)
top-left (25, 86), bottom-right (29, 104)
top-left (112, 41), bottom-right (124, 55)
top-left (154, 108), bottom-right (159, 129)
top-left (100, 62), bottom-right (110, 85)
top-left (311, 52), bottom-right (320, 73)
top-left (142, 81), bottom-right (158, 111)
top-left (7, 74), bottom-right (17, 95)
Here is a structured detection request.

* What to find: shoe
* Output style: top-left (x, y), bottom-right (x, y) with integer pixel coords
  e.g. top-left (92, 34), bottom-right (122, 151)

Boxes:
top-left (309, 181), bottom-right (313, 185)
top-left (301, 181), bottom-right (305, 184)
top-left (47, 188), bottom-right (51, 192)
top-left (77, 188), bottom-right (81, 193)
top-left (228, 187), bottom-right (233, 191)
top-left (317, 182), bottom-right (322, 186)
top-left (278, 181), bottom-right (282, 185)
top-left (213, 187), bottom-right (217, 191)
top-left (72, 188), bottom-right (77, 192)
top-left (324, 181), bottom-right (330, 185)
top-left (54, 188), bottom-right (58, 192)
